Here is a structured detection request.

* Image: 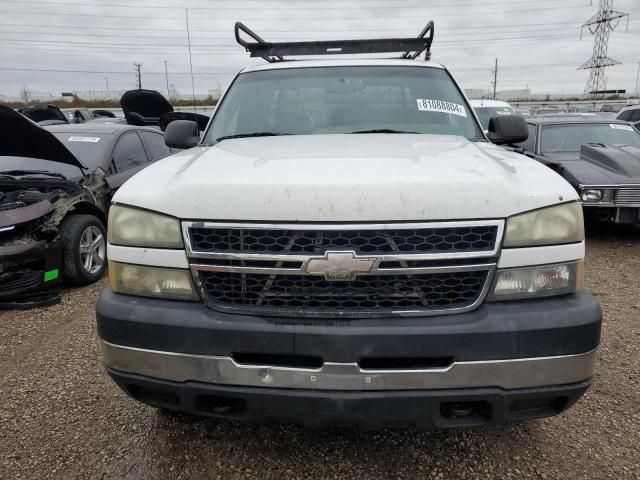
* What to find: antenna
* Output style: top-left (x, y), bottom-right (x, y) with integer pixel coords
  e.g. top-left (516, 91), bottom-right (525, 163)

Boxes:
top-left (578, 0), bottom-right (629, 99)
top-left (185, 8), bottom-right (197, 116)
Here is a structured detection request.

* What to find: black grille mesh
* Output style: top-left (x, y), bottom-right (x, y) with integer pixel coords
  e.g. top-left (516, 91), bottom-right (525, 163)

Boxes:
top-left (197, 270), bottom-right (488, 315)
top-left (189, 225), bottom-right (498, 255)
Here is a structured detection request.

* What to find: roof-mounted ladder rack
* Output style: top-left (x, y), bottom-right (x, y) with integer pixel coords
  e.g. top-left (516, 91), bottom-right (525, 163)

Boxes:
top-left (234, 21), bottom-right (435, 63)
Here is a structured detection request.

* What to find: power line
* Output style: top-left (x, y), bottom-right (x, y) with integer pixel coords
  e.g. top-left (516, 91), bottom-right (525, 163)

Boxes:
top-left (5, 25), bottom-right (624, 41)
top-left (0, 32), bottom-right (587, 49)
top-left (0, 4), bottom-right (593, 20)
top-left (0, 67), bottom-right (239, 75)
top-left (4, 19), bottom-right (637, 35)
top-left (7, 0), bottom-right (580, 10)
top-left (4, 60), bottom-right (639, 75)
top-left (0, 36), bottom-right (603, 56)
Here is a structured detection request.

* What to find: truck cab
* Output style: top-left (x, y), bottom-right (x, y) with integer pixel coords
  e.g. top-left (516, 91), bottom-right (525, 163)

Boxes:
top-left (96, 22), bottom-right (601, 429)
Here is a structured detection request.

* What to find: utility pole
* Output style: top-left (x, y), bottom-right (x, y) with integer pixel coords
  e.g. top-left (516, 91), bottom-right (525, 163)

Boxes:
top-left (163, 60), bottom-right (169, 97)
top-left (578, 0), bottom-right (630, 99)
top-left (635, 61), bottom-right (640, 99)
top-left (134, 62), bottom-right (142, 89)
top-left (105, 77), bottom-right (109, 91)
top-left (492, 58), bottom-right (498, 100)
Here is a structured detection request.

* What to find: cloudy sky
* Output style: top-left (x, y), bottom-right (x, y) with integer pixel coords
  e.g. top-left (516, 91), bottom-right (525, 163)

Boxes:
top-left (1, 0), bottom-right (639, 99)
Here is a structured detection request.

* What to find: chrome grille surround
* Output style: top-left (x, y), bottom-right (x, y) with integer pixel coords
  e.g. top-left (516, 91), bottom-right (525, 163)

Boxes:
top-left (183, 221), bottom-right (503, 318)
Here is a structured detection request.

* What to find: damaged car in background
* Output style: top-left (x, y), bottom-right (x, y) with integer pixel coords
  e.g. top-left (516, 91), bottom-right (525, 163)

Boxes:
top-left (0, 105), bottom-right (175, 308)
top-left (18, 104), bottom-right (69, 126)
top-left (513, 116), bottom-right (640, 224)
top-left (119, 89), bottom-right (210, 131)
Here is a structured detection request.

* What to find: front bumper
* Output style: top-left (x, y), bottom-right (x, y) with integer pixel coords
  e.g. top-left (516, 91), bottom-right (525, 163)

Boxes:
top-left (0, 242), bottom-right (62, 308)
top-left (584, 205), bottom-right (640, 224)
top-left (108, 368), bottom-right (592, 429)
top-left (97, 289), bottom-right (601, 427)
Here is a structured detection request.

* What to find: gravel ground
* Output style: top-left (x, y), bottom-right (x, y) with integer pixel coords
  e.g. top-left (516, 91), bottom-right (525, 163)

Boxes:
top-left (1, 222), bottom-right (639, 480)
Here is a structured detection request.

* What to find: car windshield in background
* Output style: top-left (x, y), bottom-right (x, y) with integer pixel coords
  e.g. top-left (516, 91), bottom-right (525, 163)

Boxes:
top-left (540, 123), bottom-right (640, 154)
top-left (204, 66), bottom-right (482, 145)
top-left (600, 104), bottom-right (624, 113)
top-left (474, 107), bottom-right (515, 129)
top-left (51, 133), bottom-right (110, 169)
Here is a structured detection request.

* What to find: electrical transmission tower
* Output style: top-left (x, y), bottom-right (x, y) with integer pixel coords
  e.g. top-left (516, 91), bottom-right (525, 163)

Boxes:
top-left (578, 0), bottom-right (629, 99)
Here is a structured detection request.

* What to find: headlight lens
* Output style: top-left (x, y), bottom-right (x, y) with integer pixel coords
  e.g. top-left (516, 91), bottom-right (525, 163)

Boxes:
top-left (504, 202), bottom-right (584, 247)
top-left (580, 188), bottom-right (615, 203)
top-left (581, 189), bottom-right (602, 202)
top-left (490, 261), bottom-right (583, 301)
top-left (108, 205), bottom-right (183, 248)
top-left (109, 261), bottom-right (198, 300)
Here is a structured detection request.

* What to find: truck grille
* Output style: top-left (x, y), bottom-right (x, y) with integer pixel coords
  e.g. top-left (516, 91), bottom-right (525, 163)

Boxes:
top-left (187, 224), bottom-right (498, 255)
top-left (184, 221), bottom-right (502, 318)
top-left (615, 185), bottom-right (640, 207)
top-left (197, 270), bottom-right (488, 316)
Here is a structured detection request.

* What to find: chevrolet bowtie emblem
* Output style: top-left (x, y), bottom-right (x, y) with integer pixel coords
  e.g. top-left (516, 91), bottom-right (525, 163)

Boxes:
top-left (304, 251), bottom-right (377, 281)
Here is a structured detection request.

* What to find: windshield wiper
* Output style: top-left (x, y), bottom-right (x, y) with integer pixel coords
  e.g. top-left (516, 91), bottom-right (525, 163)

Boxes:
top-left (0, 170), bottom-right (68, 180)
top-left (348, 129), bottom-right (420, 134)
top-left (215, 132), bottom-right (291, 143)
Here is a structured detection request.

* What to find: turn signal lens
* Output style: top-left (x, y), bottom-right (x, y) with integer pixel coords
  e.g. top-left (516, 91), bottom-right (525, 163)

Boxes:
top-left (109, 261), bottom-right (198, 301)
top-left (490, 262), bottom-right (579, 301)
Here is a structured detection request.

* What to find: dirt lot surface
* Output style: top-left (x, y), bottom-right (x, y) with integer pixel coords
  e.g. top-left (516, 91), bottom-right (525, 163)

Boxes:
top-left (1, 223), bottom-right (639, 480)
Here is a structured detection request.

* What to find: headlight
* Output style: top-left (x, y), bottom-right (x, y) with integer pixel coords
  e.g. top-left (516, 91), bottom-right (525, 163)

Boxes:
top-left (580, 188), bottom-right (615, 203)
top-left (108, 205), bottom-right (183, 248)
top-left (581, 189), bottom-right (602, 202)
top-left (504, 202), bottom-right (584, 248)
top-left (490, 261), bottom-right (583, 301)
top-left (109, 261), bottom-right (198, 300)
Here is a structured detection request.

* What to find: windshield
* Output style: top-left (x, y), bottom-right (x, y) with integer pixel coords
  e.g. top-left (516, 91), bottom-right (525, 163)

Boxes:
top-left (569, 106), bottom-right (598, 113)
top-left (203, 66), bottom-right (482, 145)
top-left (540, 123), bottom-right (640, 154)
top-left (473, 106), bottom-right (515, 129)
top-left (601, 104), bottom-right (624, 113)
top-left (51, 132), bottom-right (111, 169)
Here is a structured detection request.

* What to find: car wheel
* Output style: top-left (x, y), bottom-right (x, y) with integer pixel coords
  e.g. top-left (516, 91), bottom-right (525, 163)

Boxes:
top-left (60, 214), bottom-right (107, 285)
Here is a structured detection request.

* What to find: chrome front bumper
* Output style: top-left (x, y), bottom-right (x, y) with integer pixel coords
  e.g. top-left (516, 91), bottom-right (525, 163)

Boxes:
top-left (101, 340), bottom-right (597, 392)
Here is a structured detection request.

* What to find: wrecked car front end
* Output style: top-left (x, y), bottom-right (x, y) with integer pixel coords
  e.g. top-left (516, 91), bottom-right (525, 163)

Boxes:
top-left (0, 181), bottom-right (75, 307)
top-left (0, 105), bottom-right (106, 307)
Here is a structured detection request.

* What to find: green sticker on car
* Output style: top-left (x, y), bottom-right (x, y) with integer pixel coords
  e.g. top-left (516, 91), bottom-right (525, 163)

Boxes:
top-left (44, 269), bottom-right (60, 282)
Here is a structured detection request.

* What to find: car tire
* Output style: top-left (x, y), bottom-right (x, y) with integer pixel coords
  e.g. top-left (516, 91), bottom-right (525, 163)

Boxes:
top-left (59, 214), bottom-right (108, 285)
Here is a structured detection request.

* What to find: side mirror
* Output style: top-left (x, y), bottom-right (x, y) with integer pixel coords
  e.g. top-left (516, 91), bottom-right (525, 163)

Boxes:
top-left (164, 120), bottom-right (200, 149)
top-left (486, 115), bottom-right (528, 145)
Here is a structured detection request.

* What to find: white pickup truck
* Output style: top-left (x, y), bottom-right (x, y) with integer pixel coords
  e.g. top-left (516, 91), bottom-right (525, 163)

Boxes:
top-left (96, 23), bottom-right (601, 429)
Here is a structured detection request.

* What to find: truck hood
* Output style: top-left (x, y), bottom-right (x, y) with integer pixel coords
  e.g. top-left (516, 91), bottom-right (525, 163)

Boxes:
top-left (113, 134), bottom-right (577, 221)
top-left (0, 105), bottom-right (85, 170)
top-left (544, 144), bottom-right (640, 185)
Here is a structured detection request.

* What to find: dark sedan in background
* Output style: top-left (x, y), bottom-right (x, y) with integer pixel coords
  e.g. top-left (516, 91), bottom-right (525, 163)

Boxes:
top-left (513, 116), bottom-right (640, 224)
top-left (0, 105), bottom-right (174, 308)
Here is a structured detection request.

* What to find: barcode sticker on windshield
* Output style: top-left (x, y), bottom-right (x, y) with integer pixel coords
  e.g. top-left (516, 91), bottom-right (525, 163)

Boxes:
top-left (68, 136), bottom-right (100, 143)
top-left (416, 99), bottom-right (467, 117)
top-left (610, 124), bottom-right (633, 131)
